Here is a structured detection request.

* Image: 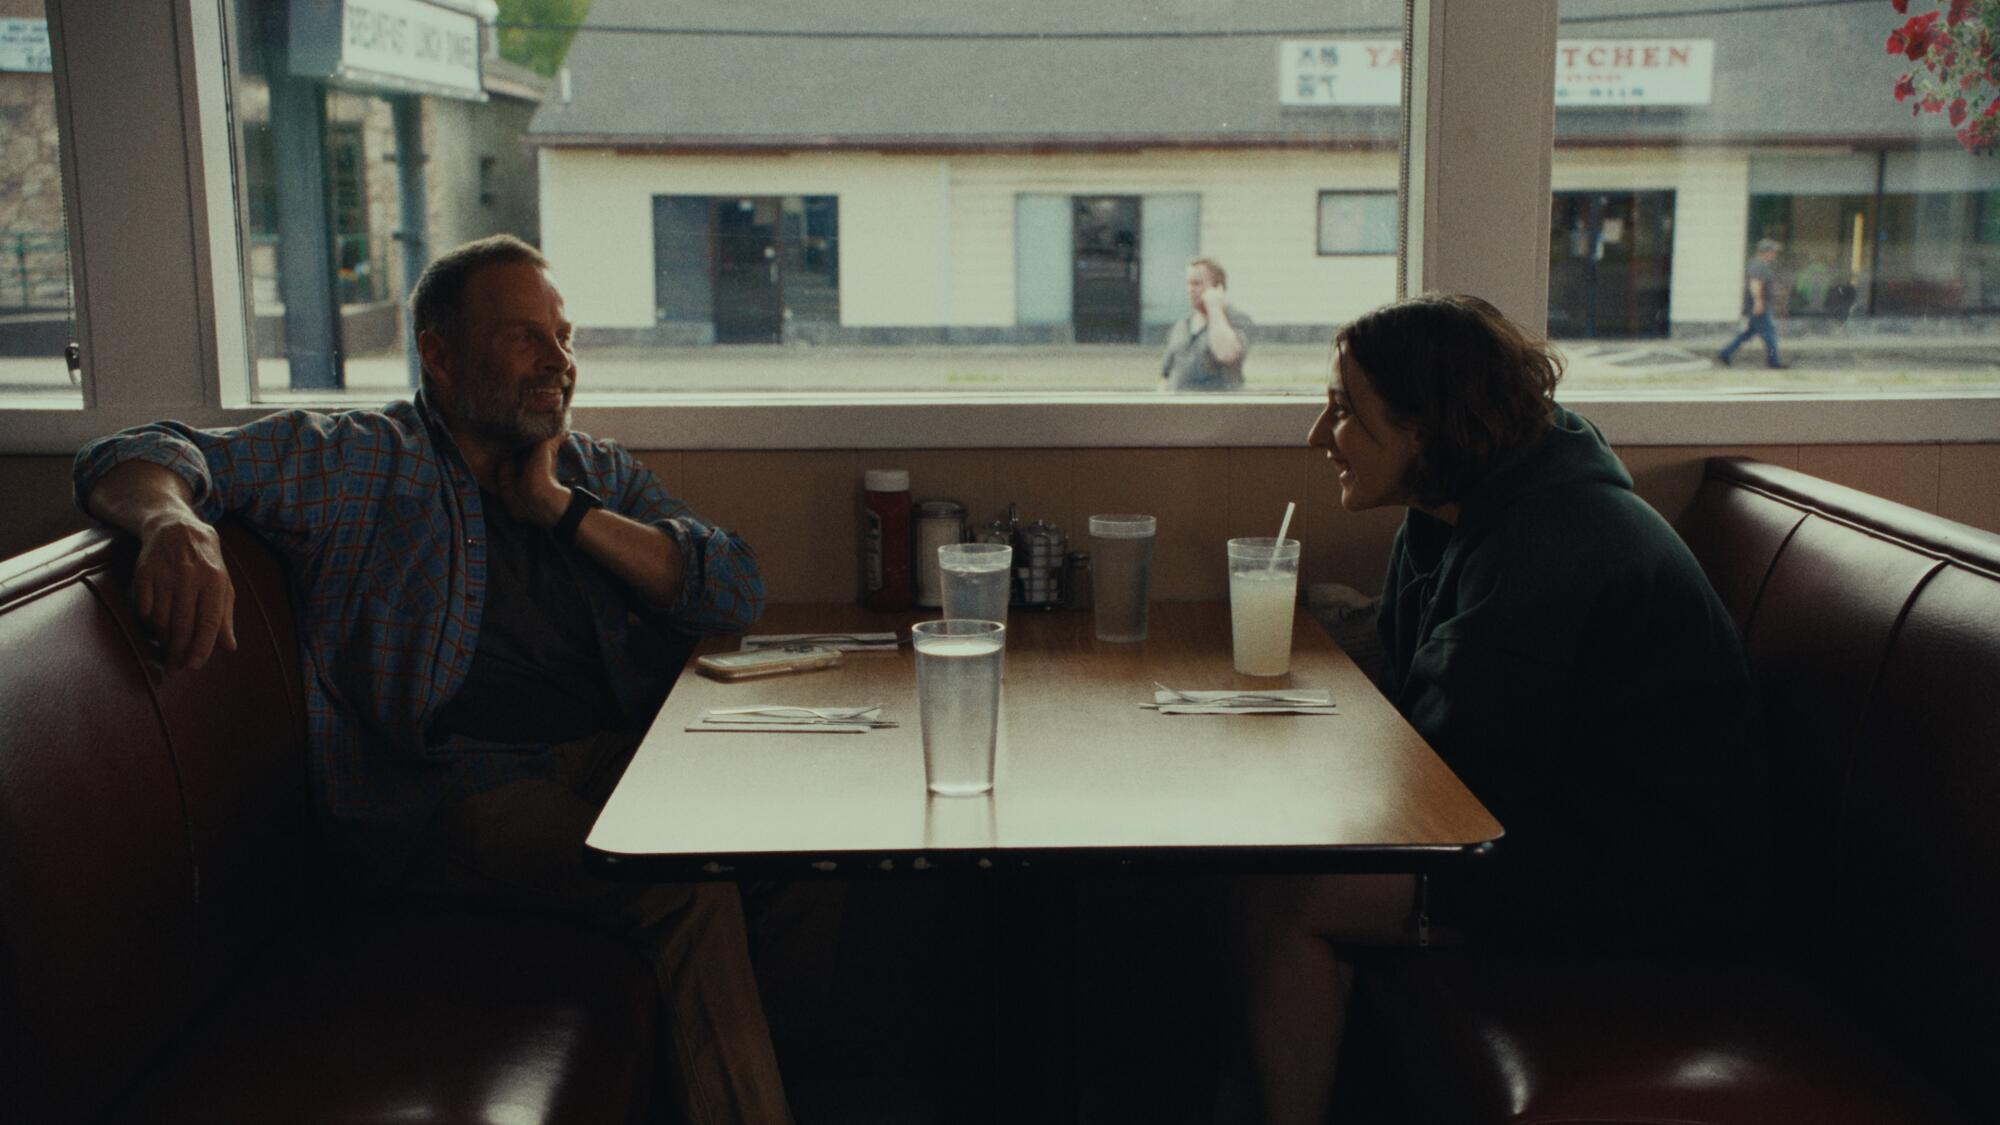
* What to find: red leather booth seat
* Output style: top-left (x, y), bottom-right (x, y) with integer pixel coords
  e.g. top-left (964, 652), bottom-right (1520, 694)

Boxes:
top-left (1363, 457), bottom-right (1998, 1125)
top-left (0, 522), bottom-right (660, 1124)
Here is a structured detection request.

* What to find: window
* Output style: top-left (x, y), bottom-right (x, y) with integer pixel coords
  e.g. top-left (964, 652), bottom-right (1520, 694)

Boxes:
top-left (0, 1), bottom-right (78, 404)
top-left (1548, 0), bottom-right (2000, 395)
top-left (1318, 191), bottom-right (1398, 255)
top-left (6, 0), bottom-right (1996, 457)
top-left (221, 0), bottom-right (1406, 398)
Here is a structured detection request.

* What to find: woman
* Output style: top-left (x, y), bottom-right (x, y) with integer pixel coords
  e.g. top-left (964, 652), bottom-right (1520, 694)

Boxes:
top-left (1223, 294), bottom-right (1768, 1125)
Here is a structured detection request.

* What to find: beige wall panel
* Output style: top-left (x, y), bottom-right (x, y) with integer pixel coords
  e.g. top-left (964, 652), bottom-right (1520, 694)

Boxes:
top-left (895, 450), bottom-right (992, 517)
top-left (538, 150), bottom-right (662, 327)
top-left (9, 445), bottom-right (1997, 601)
top-left (1800, 442), bottom-right (1936, 512)
top-left (1553, 149), bottom-right (1750, 324)
top-left (628, 450), bottom-right (686, 501)
top-left (989, 450), bottom-right (1077, 547)
top-left (1072, 448), bottom-right (1231, 601)
top-left (540, 150), bottom-right (952, 329)
top-left (1796, 443), bottom-right (1941, 513)
top-left (841, 162), bottom-right (954, 327)
top-left (1298, 452), bottom-right (1407, 595)
top-left (939, 150), bottom-right (1401, 327)
top-left (1615, 444), bottom-right (1798, 524)
top-left (680, 450), bottom-right (862, 604)
top-left (0, 455), bottom-right (89, 559)
top-left (1226, 447), bottom-right (1310, 556)
top-left (546, 147), bottom-right (1404, 331)
top-left (1938, 444), bottom-right (2000, 533)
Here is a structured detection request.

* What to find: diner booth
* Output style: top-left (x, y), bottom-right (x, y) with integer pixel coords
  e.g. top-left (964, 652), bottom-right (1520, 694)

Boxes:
top-left (2, 1), bottom-right (1998, 1123)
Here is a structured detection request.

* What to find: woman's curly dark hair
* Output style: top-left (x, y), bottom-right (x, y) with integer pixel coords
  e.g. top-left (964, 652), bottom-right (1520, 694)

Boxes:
top-left (1334, 293), bottom-right (1563, 507)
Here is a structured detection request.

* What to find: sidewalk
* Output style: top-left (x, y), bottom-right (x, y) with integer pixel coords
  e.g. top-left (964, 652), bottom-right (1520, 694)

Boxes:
top-left (4, 334), bottom-right (1997, 398)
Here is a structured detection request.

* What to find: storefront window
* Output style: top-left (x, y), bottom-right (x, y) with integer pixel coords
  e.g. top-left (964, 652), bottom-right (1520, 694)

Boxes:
top-left (229, 0), bottom-right (1406, 398)
top-left (0, 1), bottom-right (78, 404)
top-left (1318, 191), bottom-right (1397, 255)
top-left (1552, 0), bottom-right (2000, 394)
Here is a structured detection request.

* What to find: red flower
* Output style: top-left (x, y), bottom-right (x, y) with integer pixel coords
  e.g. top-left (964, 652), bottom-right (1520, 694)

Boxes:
top-left (1888, 30), bottom-right (1907, 55)
top-left (1896, 14), bottom-right (1940, 61)
top-left (1923, 95), bottom-right (1946, 112)
top-left (1896, 72), bottom-right (1919, 100)
top-left (1949, 97), bottom-right (1968, 124)
top-left (1988, 99), bottom-right (2000, 118)
top-left (1946, 0), bottom-right (1971, 26)
top-left (1891, 0), bottom-right (1907, 12)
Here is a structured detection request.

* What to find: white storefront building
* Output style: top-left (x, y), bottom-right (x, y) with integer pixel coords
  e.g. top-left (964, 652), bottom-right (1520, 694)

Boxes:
top-left (529, 0), bottom-right (2000, 346)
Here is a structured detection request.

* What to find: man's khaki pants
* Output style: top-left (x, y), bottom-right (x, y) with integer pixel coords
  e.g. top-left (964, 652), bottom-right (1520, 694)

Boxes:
top-left (399, 730), bottom-right (841, 1125)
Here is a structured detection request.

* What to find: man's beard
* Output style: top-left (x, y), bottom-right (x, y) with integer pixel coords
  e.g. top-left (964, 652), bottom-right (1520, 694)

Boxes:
top-left (448, 378), bottom-right (570, 451)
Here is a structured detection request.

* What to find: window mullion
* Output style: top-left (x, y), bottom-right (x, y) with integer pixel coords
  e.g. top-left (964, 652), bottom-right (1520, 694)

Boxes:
top-left (1405, 0), bottom-right (1558, 330)
top-left (47, 0), bottom-right (216, 411)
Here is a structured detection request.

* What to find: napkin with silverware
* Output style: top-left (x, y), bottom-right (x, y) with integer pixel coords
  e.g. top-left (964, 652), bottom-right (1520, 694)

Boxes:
top-left (687, 704), bottom-right (897, 733)
top-left (1144, 684), bottom-right (1337, 715)
top-left (739, 633), bottom-right (902, 653)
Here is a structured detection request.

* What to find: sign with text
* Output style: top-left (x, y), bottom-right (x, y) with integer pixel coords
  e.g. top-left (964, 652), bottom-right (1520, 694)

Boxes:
top-left (1281, 39), bottom-right (1716, 108)
top-left (291, 0), bottom-right (484, 101)
top-left (0, 19), bottom-right (51, 74)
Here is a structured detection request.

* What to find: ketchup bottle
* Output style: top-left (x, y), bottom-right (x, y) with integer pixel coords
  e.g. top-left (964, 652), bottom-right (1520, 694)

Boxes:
top-left (862, 469), bottom-right (914, 611)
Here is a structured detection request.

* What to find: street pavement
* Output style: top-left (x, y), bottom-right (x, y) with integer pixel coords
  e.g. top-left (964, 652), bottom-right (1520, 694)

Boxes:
top-left (5, 334), bottom-right (1997, 399)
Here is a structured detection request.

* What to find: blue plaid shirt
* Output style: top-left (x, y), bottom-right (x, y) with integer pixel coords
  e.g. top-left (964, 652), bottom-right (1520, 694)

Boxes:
top-left (74, 395), bottom-right (763, 890)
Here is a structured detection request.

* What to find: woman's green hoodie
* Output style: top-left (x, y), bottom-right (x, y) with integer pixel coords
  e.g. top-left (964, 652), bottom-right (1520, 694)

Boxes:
top-left (1380, 406), bottom-right (1768, 952)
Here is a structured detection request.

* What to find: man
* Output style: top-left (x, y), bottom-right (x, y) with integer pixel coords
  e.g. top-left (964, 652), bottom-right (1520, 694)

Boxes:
top-left (73, 234), bottom-right (808, 1125)
top-left (1717, 237), bottom-right (1787, 369)
top-left (1160, 255), bottom-right (1252, 391)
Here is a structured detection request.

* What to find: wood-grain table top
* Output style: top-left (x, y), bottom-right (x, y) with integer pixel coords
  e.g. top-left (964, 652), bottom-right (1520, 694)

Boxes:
top-left (586, 603), bottom-right (1502, 877)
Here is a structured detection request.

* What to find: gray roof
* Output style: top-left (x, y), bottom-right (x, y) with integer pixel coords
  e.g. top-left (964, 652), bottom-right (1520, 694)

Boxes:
top-left (528, 0), bottom-right (1962, 150)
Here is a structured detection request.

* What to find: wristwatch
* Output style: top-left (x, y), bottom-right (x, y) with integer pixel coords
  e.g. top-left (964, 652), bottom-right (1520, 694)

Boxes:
top-left (552, 486), bottom-right (603, 545)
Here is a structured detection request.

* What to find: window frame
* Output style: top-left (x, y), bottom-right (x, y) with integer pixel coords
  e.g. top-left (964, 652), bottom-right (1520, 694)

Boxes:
top-left (1317, 190), bottom-right (1399, 257)
top-left (6, 0), bottom-right (1998, 457)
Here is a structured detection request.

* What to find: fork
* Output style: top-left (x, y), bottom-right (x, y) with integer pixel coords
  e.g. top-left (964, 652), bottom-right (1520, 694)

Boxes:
top-left (704, 715), bottom-right (900, 728)
top-left (707, 705), bottom-right (883, 719)
top-left (1151, 682), bottom-right (1327, 705)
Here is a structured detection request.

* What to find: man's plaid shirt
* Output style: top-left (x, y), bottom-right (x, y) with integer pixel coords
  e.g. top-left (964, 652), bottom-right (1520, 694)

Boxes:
top-left (74, 395), bottom-right (763, 890)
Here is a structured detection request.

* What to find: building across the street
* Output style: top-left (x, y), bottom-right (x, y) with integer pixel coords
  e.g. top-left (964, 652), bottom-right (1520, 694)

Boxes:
top-left (527, 0), bottom-right (2000, 348)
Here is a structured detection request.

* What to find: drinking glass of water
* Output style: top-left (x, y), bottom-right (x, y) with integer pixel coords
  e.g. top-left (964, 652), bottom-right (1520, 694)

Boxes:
top-left (912, 619), bottom-right (1005, 796)
top-left (939, 542), bottom-right (1012, 627)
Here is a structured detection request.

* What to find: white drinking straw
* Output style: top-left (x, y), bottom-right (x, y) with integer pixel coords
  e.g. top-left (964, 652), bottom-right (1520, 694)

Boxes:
top-left (1270, 501), bottom-right (1296, 572)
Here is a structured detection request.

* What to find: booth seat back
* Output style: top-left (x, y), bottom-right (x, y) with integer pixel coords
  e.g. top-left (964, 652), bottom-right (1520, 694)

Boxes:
top-left (1679, 457), bottom-right (2000, 1120)
top-left (0, 521), bottom-right (308, 1123)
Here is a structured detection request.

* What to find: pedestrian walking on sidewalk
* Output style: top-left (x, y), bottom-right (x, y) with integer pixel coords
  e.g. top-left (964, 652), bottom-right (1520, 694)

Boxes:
top-left (1718, 238), bottom-right (1787, 369)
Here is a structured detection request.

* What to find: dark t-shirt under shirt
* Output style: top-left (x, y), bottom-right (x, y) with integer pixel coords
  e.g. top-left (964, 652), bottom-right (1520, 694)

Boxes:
top-left (428, 490), bottom-right (625, 744)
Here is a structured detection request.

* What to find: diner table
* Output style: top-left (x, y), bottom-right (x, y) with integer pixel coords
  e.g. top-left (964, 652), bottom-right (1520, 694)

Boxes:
top-left (586, 601), bottom-right (1500, 879)
top-left (585, 601), bottom-right (1502, 1121)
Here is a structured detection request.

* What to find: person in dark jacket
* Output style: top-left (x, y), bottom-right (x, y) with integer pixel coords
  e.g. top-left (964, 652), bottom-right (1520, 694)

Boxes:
top-left (1220, 293), bottom-right (1768, 1125)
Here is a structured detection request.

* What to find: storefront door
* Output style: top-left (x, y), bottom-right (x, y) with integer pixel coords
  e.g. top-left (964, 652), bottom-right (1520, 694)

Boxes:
top-left (1548, 191), bottom-right (1675, 338)
top-left (713, 197), bottom-right (783, 344)
top-left (1073, 196), bottom-right (1141, 343)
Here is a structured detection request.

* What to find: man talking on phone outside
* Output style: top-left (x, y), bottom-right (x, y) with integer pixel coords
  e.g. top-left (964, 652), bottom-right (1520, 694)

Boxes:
top-left (1160, 255), bottom-right (1253, 392)
top-left (72, 234), bottom-right (829, 1125)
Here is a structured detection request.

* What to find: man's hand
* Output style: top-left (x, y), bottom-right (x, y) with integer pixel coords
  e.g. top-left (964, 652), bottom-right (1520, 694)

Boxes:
top-left (85, 460), bottom-right (238, 672)
top-left (1200, 283), bottom-right (1230, 315)
top-left (133, 515), bottom-right (238, 670)
top-left (493, 433), bottom-right (573, 528)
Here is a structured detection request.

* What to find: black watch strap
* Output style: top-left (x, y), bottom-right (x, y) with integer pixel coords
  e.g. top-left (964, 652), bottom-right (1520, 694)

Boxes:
top-left (552, 486), bottom-right (603, 545)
